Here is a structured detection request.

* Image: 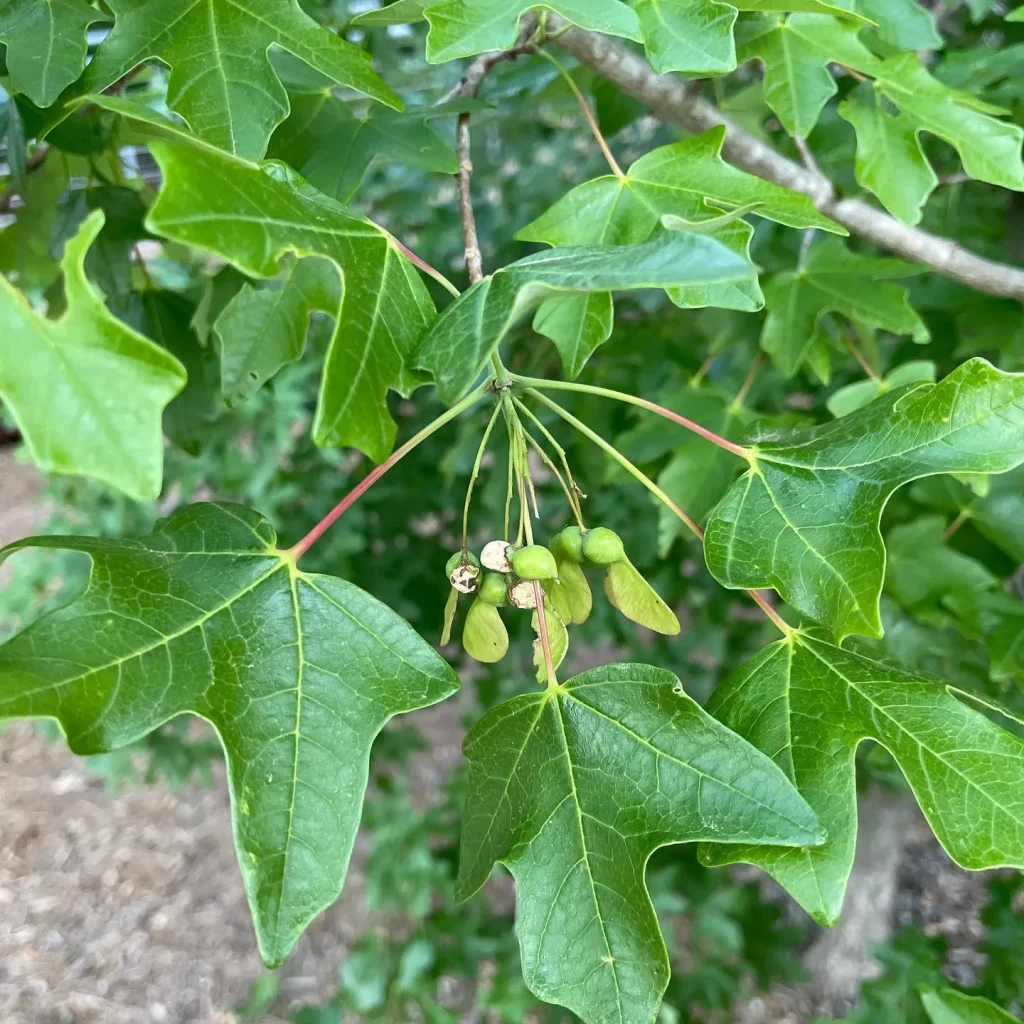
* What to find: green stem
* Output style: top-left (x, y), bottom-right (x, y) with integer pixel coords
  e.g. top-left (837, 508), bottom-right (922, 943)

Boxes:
top-left (513, 397), bottom-right (585, 527)
top-left (520, 423), bottom-right (585, 529)
top-left (524, 388), bottom-right (792, 637)
top-left (462, 399), bottom-right (504, 549)
top-left (289, 384), bottom-right (489, 560)
top-left (525, 389), bottom-right (704, 542)
top-left (513, 375), bottom-right (751, 460)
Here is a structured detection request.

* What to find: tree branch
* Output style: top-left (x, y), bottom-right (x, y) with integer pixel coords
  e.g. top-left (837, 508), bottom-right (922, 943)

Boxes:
top-left (549, 17), bottom-right (1024, 302)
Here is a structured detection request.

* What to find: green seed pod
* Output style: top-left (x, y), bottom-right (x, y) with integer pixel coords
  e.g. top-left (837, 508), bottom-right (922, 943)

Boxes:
top-left (546, 557), bottom-right (592, 625)
top-left (552, 525), bottom-right (584, 564)
top-left (604, 558), bottom-right (680, 635)
top-left (463, 598), bottom-right (509, 663)
top-left (479, 571), bottom-right (508, 606)
top-left (511, 544), bottom-right (558, 581)
top-left (582, 526), bottom-right (626, 567)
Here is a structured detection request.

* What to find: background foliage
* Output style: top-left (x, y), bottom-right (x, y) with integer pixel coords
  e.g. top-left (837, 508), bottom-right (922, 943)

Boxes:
top-left (1, 0), bottom-right (1024, 1021)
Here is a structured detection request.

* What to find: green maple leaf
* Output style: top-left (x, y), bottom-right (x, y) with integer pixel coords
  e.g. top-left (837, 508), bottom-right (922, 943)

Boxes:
top-left (84, 96), bottom-right (435, 463)
top-left (700, 633), bottom-right (1024, 925)
top-left (516, 126), bottom-right (841, 377)
top-left (0, 0), bottom-right (104, 107)
top-left (351, 0), bottom-right (429, 26)
top-left (633, 0), bottom-right (866, 75)
top-left (631, 0), bottom-right (739, 74)
top-left (424, 0), bottom-right (642, 63)
top-left (856, 0), bottom-right (942, 49)
top-left (760, 237), bottom-right (927, 377)
top-left (0, 503), bottom-right (458, 965)
top-left (81, 0), bottom-right (399, 160)
top-left (919, 989), bottom-right (1021, 1024)
top-left (455, 662), bottom-right (824, 1024)
top-left (267, 91), bottom-right (458, 203)
top-left (415, 231), bottom-right (756, 403)
top-left (885, 516), bottom-right (997, 616)
top-left (0, 209), bottom-right (186, 499)
top-left (827, 359), bottom-right (937, 418)
top-left (873, 54), bottom-right (1024, 193)
top-left (214, 257), bottom-right (339, 408)
top-left (838, 86), bottom-right (939, 226)
top-left (738, 14), bottom-right (882, 137)
top-left (704, 358), bottom-right (1024, 640)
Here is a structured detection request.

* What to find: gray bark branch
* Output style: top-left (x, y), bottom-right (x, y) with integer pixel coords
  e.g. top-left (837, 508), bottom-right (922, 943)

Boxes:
top-left (549, 18), bottom-right (1024, 302)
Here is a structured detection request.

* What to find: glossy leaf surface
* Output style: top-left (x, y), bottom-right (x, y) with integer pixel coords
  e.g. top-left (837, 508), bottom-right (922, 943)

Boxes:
top-left (517, 126), bottom-right (841, 375)
top-left (920, 988), bottom-right (1021, 1023)
top-left (424, 1), bottom-right (642, 63)
top-left (83, 0), bottom-right (399, 159)
top-left (0, 504), bottom-right (459, 965)
top-left (700, 633), bottom-right (1024, 924)
top-left (456, 662), bottom-right (824, 1024)
top-left (415, 232), bottom-right (756, 403)
top-left (705, 359), bottom-right (1024, 639)
top-left (0, 210), bottom-right (186, 499)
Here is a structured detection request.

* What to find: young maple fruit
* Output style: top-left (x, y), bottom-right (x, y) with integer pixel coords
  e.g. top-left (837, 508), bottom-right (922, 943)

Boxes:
top-left (463, 597), bottom-right (509, 663)
top-left (547, 526), bottom-right (592, 625)
top-left (581, 527), bottom-right (680, 635)
top-left (511, 544), bottom-right (558, 581)
top-left (478, 571), bottom-right (508, 606)
top-left (581, 526), bottom-right (626, 566)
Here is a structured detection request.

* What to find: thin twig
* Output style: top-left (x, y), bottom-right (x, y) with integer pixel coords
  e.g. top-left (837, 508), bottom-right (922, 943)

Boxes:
top-left (436, 17), bottom-right (539, 105)
top-left (793, 136), bottom-right (823, 177)
top-left (456, 113), bottom-right (484, 285)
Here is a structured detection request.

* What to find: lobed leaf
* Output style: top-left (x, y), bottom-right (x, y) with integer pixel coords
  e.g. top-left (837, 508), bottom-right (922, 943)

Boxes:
top-left (0, 504), bottom-right (459, 966)
top-left (0, 0), bottom-right (103, 107)
top-left (517, 126), bottom-right (843, 376)
top-left (760, 237), bottom-right (927, 377)
top-left (415, 231), bottom-right (757, 403)
top-left (0, 210), bottom-right (186, 499)
top-left (267, 92), bottom-right (458, 203)
top-left (424, 1), bottom-right (642, 63)
top-left (82, 96), bottom-right (436, 463)
top-left (456, 662), bottom-right (824, 1024)
top-left (704, 358), bottom-right (1024, 640)
top-left (215, 257), bottom-right (339, 408)
top-left (82, 0), bottom-right (399, 160)
top-left (700, 633), bottom-right (1024, 925)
